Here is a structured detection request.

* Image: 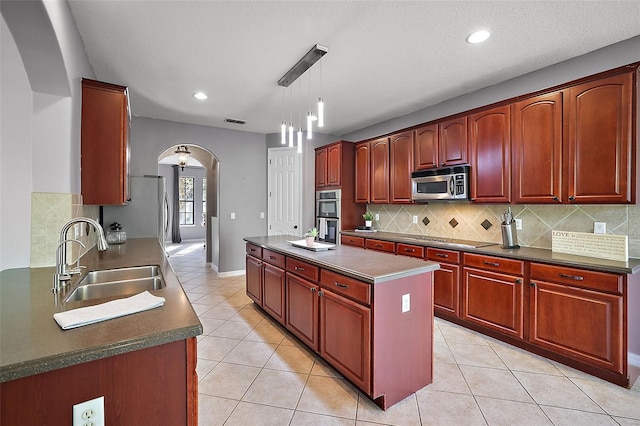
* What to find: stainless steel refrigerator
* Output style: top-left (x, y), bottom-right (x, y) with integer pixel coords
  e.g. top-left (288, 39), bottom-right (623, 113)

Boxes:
top-left (102, 175), bottom-right (170, 251)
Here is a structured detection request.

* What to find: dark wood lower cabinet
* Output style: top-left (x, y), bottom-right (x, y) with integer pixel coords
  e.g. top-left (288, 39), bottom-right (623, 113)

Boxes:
top-left (319, 288), bottom-right (371, 392)
top-left (245, 254), bottom-right (262, 304)
top-left (462, 267), bottom-right (524, 339)
top-left (262, 263), bottom-right (285, 324)
top-left (1, 339), bottom-right (198, 426)
top-left (285, 273), bottom-right (319, 351)
top-left (432, 263), bottom-right (460, 316)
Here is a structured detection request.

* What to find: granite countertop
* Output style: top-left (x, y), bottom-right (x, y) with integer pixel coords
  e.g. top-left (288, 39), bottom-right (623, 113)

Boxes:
top-left (0, 238), bottom-right (203, 383)
top-left (341, 230), bottom-right (640, 275)
top-left (244, 235), bottom-right (439, 283)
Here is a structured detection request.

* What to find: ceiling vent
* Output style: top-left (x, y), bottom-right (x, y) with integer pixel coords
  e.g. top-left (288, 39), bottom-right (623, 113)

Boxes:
top-left (224, 118), bottom-right (246, 125)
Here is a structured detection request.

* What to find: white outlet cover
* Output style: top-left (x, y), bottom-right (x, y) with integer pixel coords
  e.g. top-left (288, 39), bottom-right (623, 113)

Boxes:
top-left (73, 396), bottom-right (105, 426)
top-left (412, 215), bottom-right (418, 224)
top-left (375, 214), bottom-right (379, 221)
top-left (515, 219), bottom-right (523, 230)
top-left (594, 222), bottom-right (606, 234)
top-left (230, 212), bottom-right (236, 220)
top-left (402, 293), bottom-right (410, 313)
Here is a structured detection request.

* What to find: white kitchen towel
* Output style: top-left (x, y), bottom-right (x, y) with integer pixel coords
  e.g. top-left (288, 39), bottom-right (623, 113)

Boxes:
top-left (318, 218), bottom-right (327, 239)
top-left (54, 291), bottom-right (165, 330)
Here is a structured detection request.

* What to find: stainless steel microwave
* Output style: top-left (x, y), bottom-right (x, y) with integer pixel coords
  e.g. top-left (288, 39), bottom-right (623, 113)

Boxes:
top-left (411, 165), bottom-right (470, 201)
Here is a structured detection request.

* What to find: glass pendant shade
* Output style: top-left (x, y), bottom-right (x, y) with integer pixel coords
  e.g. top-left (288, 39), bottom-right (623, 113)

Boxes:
top-left (297, 128), bottom-right (303, 153)
top-left (317, 98), bottom-right (324, 127)
top-left (281, 122), bottom-right (286, 144)
top-left (289, 124), bottom-right (294, 147)
top-left (307, 112), bottom-right (313, 139)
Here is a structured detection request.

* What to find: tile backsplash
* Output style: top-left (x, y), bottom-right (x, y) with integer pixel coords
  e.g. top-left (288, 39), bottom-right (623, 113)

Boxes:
top-left (366, 203), bottom-right (640, 259)
top-left (30, 192), bottom-right (100, 267)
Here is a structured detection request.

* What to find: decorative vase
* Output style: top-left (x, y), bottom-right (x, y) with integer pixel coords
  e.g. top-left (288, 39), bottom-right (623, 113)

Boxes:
top-left (365, 220), bottom-right (372, 228)
top-left (305, 236), bottom-right (315, 246)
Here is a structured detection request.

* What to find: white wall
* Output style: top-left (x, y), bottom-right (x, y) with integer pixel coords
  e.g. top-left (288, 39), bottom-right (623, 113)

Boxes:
top-left (0, 15), bottom-right (33, 271)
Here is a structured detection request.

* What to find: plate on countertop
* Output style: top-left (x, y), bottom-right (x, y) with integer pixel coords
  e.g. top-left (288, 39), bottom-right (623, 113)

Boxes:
top-left (288, 240), bottom-right (336, 251)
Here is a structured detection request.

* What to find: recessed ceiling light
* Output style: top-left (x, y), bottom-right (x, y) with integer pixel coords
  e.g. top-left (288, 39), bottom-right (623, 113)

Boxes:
top-left (193, 92), bottom-right (208, 100)
top-left (466, 30), bottom-right (491, 44)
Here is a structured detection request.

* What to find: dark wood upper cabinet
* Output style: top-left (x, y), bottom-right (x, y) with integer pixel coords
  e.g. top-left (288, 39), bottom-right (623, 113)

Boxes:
top-left (512, 92), bottom-right (563, 203)
top-left (355, 142), bottom-right (371, 203)
top-left (566, 71), bottom-right (634, 204)
top-left (468, 105), bottom-right (511, 203)
top-left (316, 142), bottom-right (343, 189)
top-left (390, 131), bottom-right (414, 203)
top-left (81, 79), bottom-right (130, 205)
top-left (414, 118), bottom-right (467, 171)
top-left (439, 117), bottom-right (468, 167)
top-left (414, 124), bottom-right (438, 170)
top-left (315, 147), bottom-right (328, 188)
top-left (370, 137), bottom-right (390, 204)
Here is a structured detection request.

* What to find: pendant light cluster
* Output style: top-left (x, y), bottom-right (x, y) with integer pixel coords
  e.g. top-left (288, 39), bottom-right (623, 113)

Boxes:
top-left (278, 44), bottom-right (328, 153)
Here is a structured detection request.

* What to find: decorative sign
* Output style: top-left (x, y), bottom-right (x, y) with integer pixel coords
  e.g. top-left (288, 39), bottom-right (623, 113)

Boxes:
top-left (551, 231), bottom-right (628, 262)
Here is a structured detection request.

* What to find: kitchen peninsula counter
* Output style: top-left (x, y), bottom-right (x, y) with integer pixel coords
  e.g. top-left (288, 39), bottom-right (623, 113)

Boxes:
top-left (244, 234), bottom-right (440, 282)
top-left (0, 238), bottom-right (202, 383)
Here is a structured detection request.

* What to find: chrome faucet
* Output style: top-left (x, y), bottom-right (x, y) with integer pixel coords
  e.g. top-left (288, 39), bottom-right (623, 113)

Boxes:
top-left (53, 217), bottom-right (109, 292)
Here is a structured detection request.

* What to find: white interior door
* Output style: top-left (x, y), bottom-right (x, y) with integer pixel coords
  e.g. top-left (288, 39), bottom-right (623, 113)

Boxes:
top-left (268, 147), bottom-right (301, 236)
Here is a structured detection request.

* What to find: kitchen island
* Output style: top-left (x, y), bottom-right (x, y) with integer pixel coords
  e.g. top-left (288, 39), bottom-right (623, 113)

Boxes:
top-left (244, 235), bottom-right (440, 410)
top-left (0, 238), bottom-right (202, 425)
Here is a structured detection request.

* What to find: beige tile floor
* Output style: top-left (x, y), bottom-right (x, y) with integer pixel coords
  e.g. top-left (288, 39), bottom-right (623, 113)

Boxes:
top-left (167, 242), bottom-right (640, 426)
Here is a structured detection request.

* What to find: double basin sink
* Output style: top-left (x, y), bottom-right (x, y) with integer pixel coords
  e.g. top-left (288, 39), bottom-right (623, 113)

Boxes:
top-left (64, 265), bottom-right (165, 302)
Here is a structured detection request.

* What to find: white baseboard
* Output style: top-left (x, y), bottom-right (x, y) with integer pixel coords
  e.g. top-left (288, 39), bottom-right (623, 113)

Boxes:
top-left (210, 265), bottom-right (245, 278)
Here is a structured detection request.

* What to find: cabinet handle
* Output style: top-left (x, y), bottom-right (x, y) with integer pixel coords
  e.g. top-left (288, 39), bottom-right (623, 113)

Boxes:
top-left (375, 244), bottom-right (383, 248)
top-left (318, 290), bottom-right (325, 297)
top-left (435, 253), bottom-right (449, 258)
top-left (483, 261), bottom-right (500, 267)
top-left (269, 256), bottom-right (277, 260)
top-left (515, 279), bottom-right (522, 284)
top-left (559, 273), bottom-right (584, 281)
top-left (250, 248), bottom-right (256, 252)
top-left (568, 196), bottom-right (575, 201)
top-left (295, 266), bottom-right (305, 272)
top-left (552, 196), bottom-right (559, 201)
top-left (335, 281), bottom-right (349, 289)
top-left (311, 287), bottom-right (317, 293)
top-left (404, 248), bottom-right (415, 253)
top-left (530, 282), bottom-right (537, 287)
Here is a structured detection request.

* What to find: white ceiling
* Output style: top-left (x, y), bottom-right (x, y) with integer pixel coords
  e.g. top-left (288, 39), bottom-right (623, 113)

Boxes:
top-left (68, 1), bottom-right (640, 137)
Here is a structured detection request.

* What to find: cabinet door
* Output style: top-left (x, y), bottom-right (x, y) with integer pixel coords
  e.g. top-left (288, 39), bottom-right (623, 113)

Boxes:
top-left (414, 124), bottom-right (438, 170)
top-left (439, 117), bottom-right (468, 166)
top-left (285, 273), bottom-right (319, 351)
top-left (370, 138), bottom-right (390, 204)
top-left (468, 106), bottom-right (511, 203)
top-left (530, 280), bottom-right (623, 373)
top-left (512, 92), bottom-right (563, 203)
top-left (315, 147), bottom-right (328, 189)
top-left (355, 142), bottom-right (371, 203)
top-left (245, 255), bottom-right (262, 305)
top-left (319, 289), bottom-right (371, 392)
top-left (81, 79), bottom-right (130, 205)
top-left (433, 263), bottom-right (460, 317)
top-left (462, 267), bottom-right (523, 338)
top-left (567, 72), bottom-right (634, 203)
top-left (262, 263), bottom-right (285, 325)
top-left (327, 143), bottom-right (342, 187)
top-left (390, 131), bottom-right (414, 203)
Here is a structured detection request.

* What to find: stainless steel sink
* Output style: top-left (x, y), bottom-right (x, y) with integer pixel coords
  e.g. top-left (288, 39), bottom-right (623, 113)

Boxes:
top-left (64, 265), bottom-right (165, 302)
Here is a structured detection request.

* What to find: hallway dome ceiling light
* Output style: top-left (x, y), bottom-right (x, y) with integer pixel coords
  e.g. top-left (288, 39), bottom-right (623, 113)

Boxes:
top-left (175, 145), bottom-right (191, 171)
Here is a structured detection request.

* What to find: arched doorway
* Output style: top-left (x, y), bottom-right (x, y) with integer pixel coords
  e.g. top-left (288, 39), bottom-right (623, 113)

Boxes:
top-left (158, 145), bottom-right (220, 268)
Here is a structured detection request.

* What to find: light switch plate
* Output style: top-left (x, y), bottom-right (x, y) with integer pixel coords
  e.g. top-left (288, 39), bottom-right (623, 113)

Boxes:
top-left (230, 212), bottom-right (236, 220)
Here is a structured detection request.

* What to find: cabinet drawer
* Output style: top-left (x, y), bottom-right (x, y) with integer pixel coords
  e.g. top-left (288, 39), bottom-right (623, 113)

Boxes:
top-left (246, 243), bottom-right (262, 258)
top-left (530, 263), bottom-right (622, 294)
top-left (341, 235), bottom-right (365, 247)
top-left (427, 248), bottom-right (460, 264)
top-left (320, 269), bottom-right (371, 306)
top-left (396, 243), bottom-right (424, 258)
top-left (262, 249), bottom-right (285, 268)
top-left (286, 258), bottom-right (319, 282)
top-left (464, 253), bottom-right (524, 276)
top-left (366, 238), bottom-right (395, 253)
